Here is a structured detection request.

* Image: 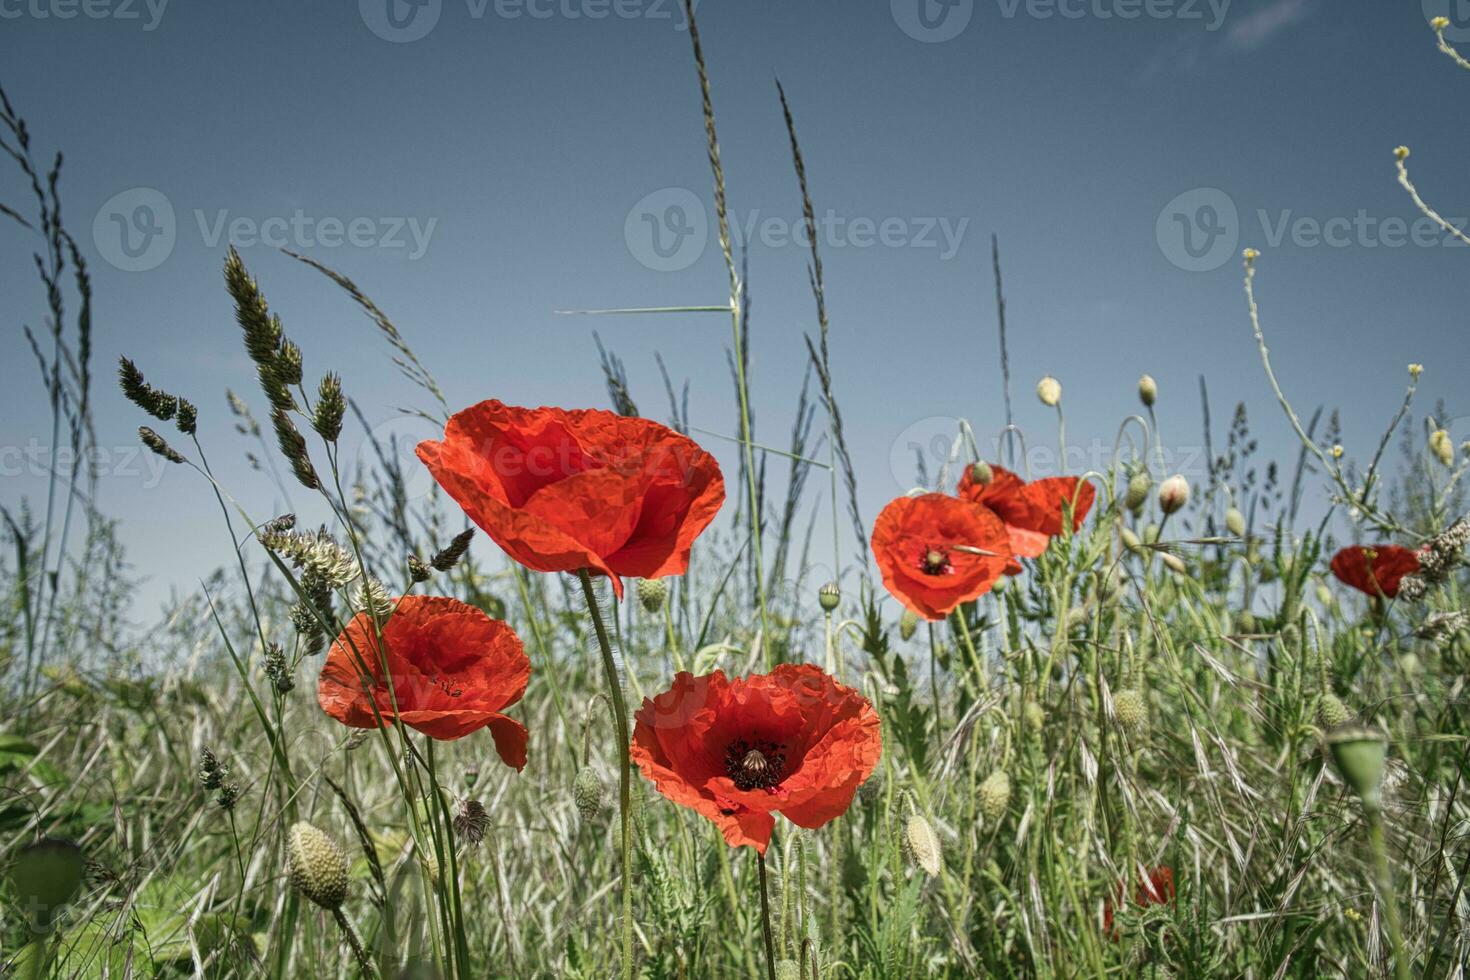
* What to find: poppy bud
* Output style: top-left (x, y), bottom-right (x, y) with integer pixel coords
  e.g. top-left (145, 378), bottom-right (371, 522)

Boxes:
top-left (1137, 374), bottom-right (1157, 407)
top-left (1316, 692), bottom-right (1349, 729)
top-left (636, 577), bottom-right (668, 614)
top-left (8, 839), bottom-right (85, 934)
top-left (1124, 471), bottom-right (1151, 511)
top-left (1430, 429), bottom-right (1454, 468)
top-left (1326, 724), bottom-right (1387, 807)
top-left (574, 766), bottom-right (604, 820)
top-left (1158, 475), bottom-right (1190, 515)
top-left (1160, 552), bottom-right (1187, 576)
top-left (1036, 375), bottom-right (1062, 407)
top-left (1024, 701), bottom-right (1045, 732)
top-left (902, 813), bottom-right (943, 876)
top-left (1235, 610), bottom-right (1257, 633)
top-left (899, 608), bottom-right (919, 641)
top-left (286, 822), bottom-right (349, 911)
top-left (1120, 526), bottom-right (1145, 554)
top-left (1315, 580), bottom-right (1334, 606)
top-left (1112, 689), bottom-right (1147, 732)
top-left (1225, 507), bottom-right (1246, 538)
top-left (818, 581), bottom-right (841, 612)
top-left (978, 771), bottom-right (1011, 822)
top-left (970, 461), bottom-right (994, 486)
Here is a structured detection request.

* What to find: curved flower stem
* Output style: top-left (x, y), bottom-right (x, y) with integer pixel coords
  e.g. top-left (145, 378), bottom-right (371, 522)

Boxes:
top-left (332, 907), bottom-right (380, 979)
top-left (757, 850), bottom-right (778, 980)
top-left (1365, 802), bottom-right (1412, 980)
top-left (577, 568), bottom-right (635, 980)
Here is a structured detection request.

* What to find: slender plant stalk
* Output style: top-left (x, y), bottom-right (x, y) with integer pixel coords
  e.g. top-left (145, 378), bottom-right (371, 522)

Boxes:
top-left (1365, 802), bottom-right (1412, 980)
top-left (757, 850), bottom-right (778, 980)
top-left (578, 568), bottom-right (635, 980)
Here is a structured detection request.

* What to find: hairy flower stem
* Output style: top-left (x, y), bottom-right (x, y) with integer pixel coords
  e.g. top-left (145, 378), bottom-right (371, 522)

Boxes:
top-left (1365, 802), bottom-right (1412, 980)
top-left (578, 568), bottom-right (634, 980)
top-left (757, 851), bottom-right (778, 980)
top-left (333, 907), bottom-right (380, 979)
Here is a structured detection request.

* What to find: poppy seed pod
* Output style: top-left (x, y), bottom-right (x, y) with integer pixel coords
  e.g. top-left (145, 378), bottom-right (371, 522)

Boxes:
top-left (1124, 471), bottom-right (1152, 511)
top-left (902, 813), bottom-right (943, 876)
top-left (978, 770), bottom-right (1011, 822)
top-left (899, 608), bottom-right (919, 641)
top-left (1430, 428), bottom-right (1454, 468)
top-left (1225, 506), bottom-right (1246, 538)
top-left (1112, 689), bottom-right (1148, 732)
top-left (1036, 375), bottom-right (1062, 407)
top-left (818, 581), bottom-right (841, 612)
top-left (637, 577), bottom-right (668, 614)
top-left (1158, 475), bottom-right (1190, 515)
top-left (1137, 374), bottom-right (1157, 407)
top-left (1326, 724), bottom-right (1388, 806)
top-left (286, 822), bottom-right (349, 911)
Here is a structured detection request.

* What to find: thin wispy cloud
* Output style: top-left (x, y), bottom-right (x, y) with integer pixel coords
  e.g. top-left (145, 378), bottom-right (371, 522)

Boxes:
top-left (1140, 0), bottom-right (1315, 80)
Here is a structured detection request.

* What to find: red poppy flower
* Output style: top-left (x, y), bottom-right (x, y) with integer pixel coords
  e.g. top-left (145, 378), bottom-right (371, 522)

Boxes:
top-left (871, 493), bottom-right (1013, 621)
top-left (631, 664), bottom-right (881, 854)
top-left (318, 595), bottom-right (531, 768)
top-left (417, 401), bottom-right (725, 598)
top-left (956, 463), bottom-right (1095, 559)
top-left (1329, 544), bottom-right (1420, 599)
top-left (1103, 865), bottom-right (1176, 935)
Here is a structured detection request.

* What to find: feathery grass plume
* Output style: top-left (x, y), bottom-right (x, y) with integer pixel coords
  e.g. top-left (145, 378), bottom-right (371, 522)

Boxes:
top-left (1413, 609), bottom-right (1469, 644)
top-left (287, 821), bottom-right (350, 911)
top-left (117, 356), bottom-right (178, 421)
top-left (138, 426), bottom-right (185, 464)
top-left (259, 522), bottom-right (359, 588)
top-left (593, 331), bottom-right (639, 417)
top-left (430, 527), bottom-right (474, 572)
top-left (1399, 515), bottom-right (1469, 600)
top-left (351, 576), bottom-right (394, 617)
top-left (637, 577), bottom-right (668, 614)
top-left (313, 372), bottom-right (345, 442)
top-left (1112, 689), bottom-right (1148, 732)
top-left (978, 771), bottom-right (1011, 823)
top-left (271, 408), bottom-right (319, 490)
top-left (197, 747), bottom-right (229, 791)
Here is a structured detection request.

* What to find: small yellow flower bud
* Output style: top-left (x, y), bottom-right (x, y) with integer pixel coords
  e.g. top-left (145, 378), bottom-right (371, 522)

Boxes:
top-left (1408, 363), bottom-right (1423, 378)
top-left (1330, 444), bottom-right (1344, 459)
top-left (1243, 247), bottom-right (1260, 261)
top-left (1431, 16), bottom-right (1450, 31)
top-left (1395, 145), bottom-right (1411, 160)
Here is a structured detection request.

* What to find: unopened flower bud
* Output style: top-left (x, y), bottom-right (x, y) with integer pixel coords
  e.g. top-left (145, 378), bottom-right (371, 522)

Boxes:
top-left (1137, 374), bottom-right (1157, 407)
top-left (1112, 689), bottom-right (1148, 732)
top-left (1036, 375), bottom-right (1062, 407)
top-left (286, 822), bottom-right (349, 911)
top-left (899, 608), bottom-right (919, 641)
top-left (1430, 429), bottom-right (1454, 468)
top-left (636, 577), bottom-right (668, 614)
top-left (1024, 700), bottom-right (1045, 732)
top-left (978, 770), bottom-right (1011, 822)
top-left (1124, 471), bottom-right (1151, 511)
top-left (970, 460), bottom-right (994, 486)
top-left (902, 813), bottom-right (942, 876)
top-left (1158, 475), bottom-right (1190, 515)
top-left (1316, 692), bottom-right (1349, 730)
top-left (1225, 506), bottom-right (1246, 537)
top-left (574, 766), bottom-right (604, 820)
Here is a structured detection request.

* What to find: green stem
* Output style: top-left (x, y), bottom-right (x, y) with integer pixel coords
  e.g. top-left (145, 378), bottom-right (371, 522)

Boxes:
top-left (757, 850), bottom-right (778, 980)
top-left (578, 569), bottom-right (635, 980)
top-left (1366, 803), bottom-right (1412, 980)
top-left (333, 907), bottom-right (380, 979)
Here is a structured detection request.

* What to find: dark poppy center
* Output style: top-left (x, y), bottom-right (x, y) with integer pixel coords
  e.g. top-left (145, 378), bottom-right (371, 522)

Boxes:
top-left (918, 547), bottom-right (952, 576)
top-left (724, 737), bottom-right (786, 791)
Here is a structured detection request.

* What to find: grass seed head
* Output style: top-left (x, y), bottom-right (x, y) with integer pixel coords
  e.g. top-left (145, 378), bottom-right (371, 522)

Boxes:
top-left (1112, 689), bottom-right (1148, 732)
top-left (1316, 692), bottom-right (1349, 729)
top-left (286, 821), bottom-right (349, 911)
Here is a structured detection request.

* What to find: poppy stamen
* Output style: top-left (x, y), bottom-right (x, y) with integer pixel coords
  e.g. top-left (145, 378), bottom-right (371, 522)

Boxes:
top-left (724, 738), bottom-right (786, 792)
top-left (918, 547), bottom-right (952, 576)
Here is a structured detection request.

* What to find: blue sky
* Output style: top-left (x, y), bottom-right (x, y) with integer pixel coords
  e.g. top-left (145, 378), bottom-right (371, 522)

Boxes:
top-left (2, 0), bottom-right (1468, 617)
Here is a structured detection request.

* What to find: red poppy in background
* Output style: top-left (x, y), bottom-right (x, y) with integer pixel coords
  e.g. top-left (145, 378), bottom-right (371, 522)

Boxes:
top-left (631, 664), bottom-right (881, 853)
top-left (1329, 544), bottom-right (1420, 599)
top-left (417, 401), bottom-right (724, 598)
top-left (1103, 865), bottom-right (1176, 936)
top-left (956, 463), bottom-right (1095, 559)
top-left (318, 595), bottom-right (531, 768)
top-left (871, 493), bottom-right (1014, 621)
